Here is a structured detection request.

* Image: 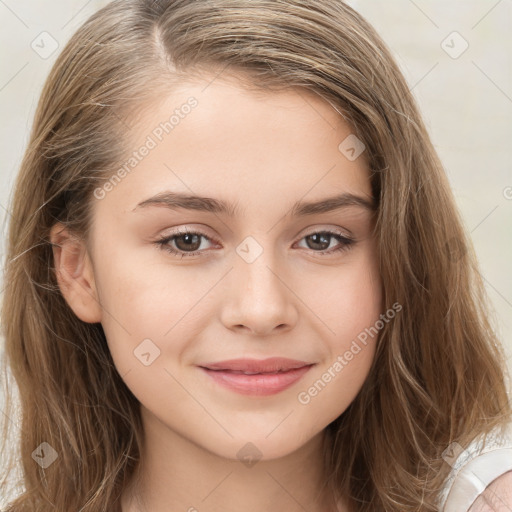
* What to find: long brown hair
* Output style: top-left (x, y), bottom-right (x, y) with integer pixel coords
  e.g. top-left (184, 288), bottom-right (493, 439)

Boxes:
top-left (1, 1), bottom-right (510, 510)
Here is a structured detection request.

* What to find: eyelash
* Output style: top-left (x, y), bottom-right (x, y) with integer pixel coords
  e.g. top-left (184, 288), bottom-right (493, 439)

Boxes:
top-left (154, 228), bottom-right (355, 258)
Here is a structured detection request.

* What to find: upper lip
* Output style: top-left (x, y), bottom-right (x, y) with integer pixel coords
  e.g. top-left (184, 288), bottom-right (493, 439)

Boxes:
top-left (199, 357), bottom-right (313, 373)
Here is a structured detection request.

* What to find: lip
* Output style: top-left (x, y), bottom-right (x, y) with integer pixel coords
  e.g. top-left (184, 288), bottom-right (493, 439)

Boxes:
top-left (200, 357), bottom-right (312, 373)
top-left (198, 357), bottom-right (314, 396)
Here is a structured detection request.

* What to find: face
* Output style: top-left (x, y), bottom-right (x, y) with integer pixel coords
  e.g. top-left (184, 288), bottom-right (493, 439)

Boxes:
top-left (74, 73), bottom-right (383, 461)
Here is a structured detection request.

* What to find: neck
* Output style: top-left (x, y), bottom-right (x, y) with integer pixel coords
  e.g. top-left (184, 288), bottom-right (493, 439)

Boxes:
top-left (121, 407), bottom-right (344, 512)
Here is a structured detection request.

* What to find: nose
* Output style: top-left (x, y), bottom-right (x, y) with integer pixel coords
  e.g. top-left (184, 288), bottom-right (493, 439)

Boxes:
top-left (220, 246), bottom-right (298, 337)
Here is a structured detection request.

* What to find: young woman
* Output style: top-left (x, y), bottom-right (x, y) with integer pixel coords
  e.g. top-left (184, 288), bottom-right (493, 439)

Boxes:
top-left (1, 1), bottom-right (511, 511)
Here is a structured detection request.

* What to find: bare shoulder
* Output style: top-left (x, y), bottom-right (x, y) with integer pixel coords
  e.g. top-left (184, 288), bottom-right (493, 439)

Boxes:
top-left (468, 470), bottom-right (512, 512)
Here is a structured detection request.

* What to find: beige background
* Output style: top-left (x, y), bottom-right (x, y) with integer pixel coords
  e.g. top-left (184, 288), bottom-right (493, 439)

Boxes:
top-left (0, 0), bottom-right (511, 504)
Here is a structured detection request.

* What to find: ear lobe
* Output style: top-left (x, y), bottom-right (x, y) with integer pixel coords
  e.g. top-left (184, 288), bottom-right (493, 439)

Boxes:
top-left (49, 223), bottom-right (102, 324)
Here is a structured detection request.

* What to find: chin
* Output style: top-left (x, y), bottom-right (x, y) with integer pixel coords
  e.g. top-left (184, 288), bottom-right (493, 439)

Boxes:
top-left (200, 427), bottom-right (322, 464)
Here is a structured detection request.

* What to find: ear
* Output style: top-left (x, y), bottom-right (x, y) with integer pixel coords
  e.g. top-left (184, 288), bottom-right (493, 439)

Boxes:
top-left (49, 223), bottom-right (102, 323)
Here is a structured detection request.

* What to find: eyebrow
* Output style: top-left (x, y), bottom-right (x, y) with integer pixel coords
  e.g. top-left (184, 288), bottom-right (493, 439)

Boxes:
top-left (132, 191), bottom-right (376, 217)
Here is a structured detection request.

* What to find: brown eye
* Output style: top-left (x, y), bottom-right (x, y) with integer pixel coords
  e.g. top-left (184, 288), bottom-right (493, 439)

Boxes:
top-left (304, 233), bottom-right (332, 251)
top-left (155, 229), bottom-right (215, 258)
top-left (296, 230), bottom-right (354, 255)
top-left (173, 233), bottom-right (202, 252)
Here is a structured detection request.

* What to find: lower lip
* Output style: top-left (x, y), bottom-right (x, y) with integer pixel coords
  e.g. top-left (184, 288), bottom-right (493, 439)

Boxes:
top-left (199, 365), bottom-right (314, 396)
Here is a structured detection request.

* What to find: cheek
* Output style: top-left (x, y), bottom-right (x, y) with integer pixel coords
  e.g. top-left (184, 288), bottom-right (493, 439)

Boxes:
top-left (299, 249), bottom-right (382, 349)
top-left (92, 247), bottom-right (212, 373)
top-left (293, 251), bottom-right (382, 416)
top-left (296, 344), bottom-right (375, 431)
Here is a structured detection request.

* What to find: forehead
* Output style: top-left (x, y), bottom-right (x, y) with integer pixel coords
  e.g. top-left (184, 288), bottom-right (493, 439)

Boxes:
top-left (93, 72), bottom-right (373, 220)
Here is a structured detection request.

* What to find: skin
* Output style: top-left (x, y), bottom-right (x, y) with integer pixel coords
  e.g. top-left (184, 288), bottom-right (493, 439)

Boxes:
top-left (468, 471), bottom-right (512, 511)
top-left (51, 72), bottom-right (384, 512)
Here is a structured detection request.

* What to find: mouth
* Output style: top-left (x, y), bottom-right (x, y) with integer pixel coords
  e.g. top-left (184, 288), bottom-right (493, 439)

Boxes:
top-left (198, 358), bottom-right (315, 396)
top-left (199, 357), bottom-right (313, 373)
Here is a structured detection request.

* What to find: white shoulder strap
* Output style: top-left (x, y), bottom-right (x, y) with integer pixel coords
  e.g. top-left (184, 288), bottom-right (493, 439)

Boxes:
top-left (439, 422), bottom-right (512, 512)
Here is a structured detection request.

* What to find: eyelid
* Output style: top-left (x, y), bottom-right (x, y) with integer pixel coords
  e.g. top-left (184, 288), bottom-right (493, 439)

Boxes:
top-left (160, 226), bottom-right (222, 251)
top-left (156, 224), bottom-right (220, 244)
top-left (298, 224), bottom-right (353, 239)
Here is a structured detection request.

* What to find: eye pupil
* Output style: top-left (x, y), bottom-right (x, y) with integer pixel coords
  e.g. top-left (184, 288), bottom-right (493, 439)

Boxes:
top-left (306, 233), bottom-right (330, 251)
top-left (175, 233), bottom-right (201, 251)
